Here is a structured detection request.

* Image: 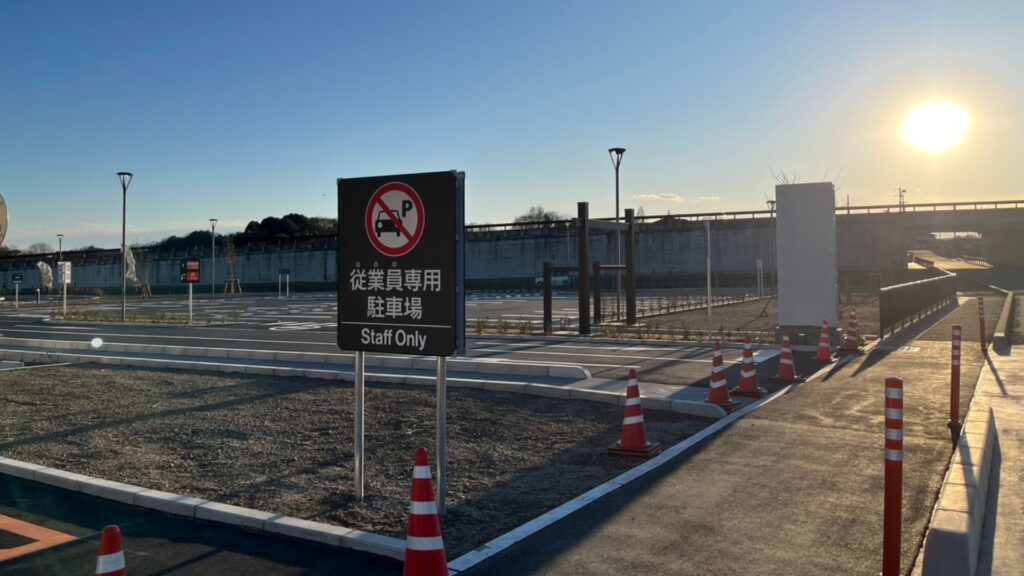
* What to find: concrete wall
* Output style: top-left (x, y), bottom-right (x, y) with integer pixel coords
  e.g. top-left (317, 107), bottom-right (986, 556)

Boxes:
top-left (0, 213), bottom-right (912, 294)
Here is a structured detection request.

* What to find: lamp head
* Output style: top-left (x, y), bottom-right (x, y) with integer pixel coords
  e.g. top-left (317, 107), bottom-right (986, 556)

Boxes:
top-left (608, 147), bottom-right (626, 168)
top-left (117, 172), bottom-right (133, 191)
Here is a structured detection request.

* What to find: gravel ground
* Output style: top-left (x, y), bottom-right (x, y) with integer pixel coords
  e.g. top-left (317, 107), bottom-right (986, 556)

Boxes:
top-left (0, 366), bottom-right (706, 557)
top-left (648, 294), bottom-right (881, 338)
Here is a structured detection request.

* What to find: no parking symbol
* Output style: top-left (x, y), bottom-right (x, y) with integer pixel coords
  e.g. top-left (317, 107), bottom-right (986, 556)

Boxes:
top-left (365, 182), bottom-right (425, 257)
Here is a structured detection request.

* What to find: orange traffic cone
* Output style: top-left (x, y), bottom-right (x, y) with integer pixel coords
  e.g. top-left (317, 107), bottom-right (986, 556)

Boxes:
top-left (815, 319), bottom-right (834, 363)
top-left (608, 369), bottom-right (662, 458)
top-left (840, 307), bottom-right (864, 354)
top-left (96, 525), bottom-right (127, 576)
top-left (771, 334), bottom-right (805, 383)
top-left (733, 337), bottom-right (767, 397)
top-left (706, 341), bottom-right (740, 410)
top-left (403, 448), bottom-right (447, 576)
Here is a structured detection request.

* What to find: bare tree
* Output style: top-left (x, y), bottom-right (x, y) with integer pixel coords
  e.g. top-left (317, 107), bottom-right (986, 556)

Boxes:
top-left (25, 242), bottom-right (54, 254)
top-left (513, 206), bottom-right (567, 224)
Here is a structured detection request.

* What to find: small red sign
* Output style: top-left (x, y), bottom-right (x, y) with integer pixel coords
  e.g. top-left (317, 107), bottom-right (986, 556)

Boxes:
top-left (364, 182), bottom-right (425, 257)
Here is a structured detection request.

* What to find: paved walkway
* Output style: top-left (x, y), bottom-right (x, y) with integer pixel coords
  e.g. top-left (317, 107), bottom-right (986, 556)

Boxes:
top-left (463, 302), bottom-right (990, 575)
top-left (976, 342), bottom-right (1024, 574)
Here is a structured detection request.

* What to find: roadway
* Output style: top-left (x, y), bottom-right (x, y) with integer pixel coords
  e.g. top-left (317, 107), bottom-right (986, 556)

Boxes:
top-left (0, 292), bottom-right (768, 387)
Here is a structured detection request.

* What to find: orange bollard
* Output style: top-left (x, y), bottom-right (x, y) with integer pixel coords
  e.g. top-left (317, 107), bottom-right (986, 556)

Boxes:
top-left (882, 377), bottom-right (903, 576)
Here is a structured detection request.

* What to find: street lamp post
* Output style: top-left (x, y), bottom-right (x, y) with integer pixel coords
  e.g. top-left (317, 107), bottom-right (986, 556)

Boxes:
top-left (767, 199), bottom-right (776, 296)
top-left (57, 234), bottom-right (63, 262)
top-left (608, 147), bottom-right (626, 321)
top-left (117, 172), bottom-right (133, 322)
top-left (210, 218), bottom-right (218, 300)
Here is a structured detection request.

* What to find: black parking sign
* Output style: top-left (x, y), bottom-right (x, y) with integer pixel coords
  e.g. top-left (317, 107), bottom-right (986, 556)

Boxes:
top-left (337, 171), bottom-right (464, 356)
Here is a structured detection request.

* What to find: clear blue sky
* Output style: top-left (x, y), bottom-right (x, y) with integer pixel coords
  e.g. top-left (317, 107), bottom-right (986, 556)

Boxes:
top-left (2, 0), bottom-right (1021, 249)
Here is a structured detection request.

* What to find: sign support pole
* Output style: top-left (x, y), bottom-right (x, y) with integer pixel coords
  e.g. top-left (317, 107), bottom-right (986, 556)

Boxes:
top-left (354, 350), bottom-right (365, 501)
top-left (436, 355), bottom-right (447, 516)
top-left (14, 283), bottom-right (19, 310)
top-left (706, 220), bottom-right (712, 340)
top-left (286, 273), bottom-right (290, 298)
top-left (62, 279), bottom-right (67, 317)
top-left (188, 283), bottom-right (193, 324)
top-left (278, 274), bottom-right (282, 298)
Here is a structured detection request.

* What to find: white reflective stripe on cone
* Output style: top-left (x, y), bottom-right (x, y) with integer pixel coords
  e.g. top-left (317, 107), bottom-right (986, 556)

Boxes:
top-left (885, 388), bottom-right (903, 399)
top-left (406, 536), bottom-right (445, 551)
top-left (952, 360), bottom-right (960, 366)
top-left (712, 364), bottom-right (725, 373)
top-left (885, 428), bottom-right (903, 441)
top-left (622, 415), bottom-right (644, 425)
top-left (885, 408), bottom-right (903, 420)
top-left (413, 466), bottom-right (431, 479)
top-left (885, 449), bottom-right (903, 461)
top-left (780, 358), bottom-right (793, 365)
top-left (628, 379), bottom-right (637, 387)
top-left (709, 380), bottom-right (726, 389)
top-left (625, 397), bottom-right (642, 406)
top-left (952, 349), bottom-right (961, 356)
top-left (410, 500), bottom-right (438, 515)
top-left (741, 370), bottom-right (755, 378)
top-left (96, 551), bottom-right (126, 573)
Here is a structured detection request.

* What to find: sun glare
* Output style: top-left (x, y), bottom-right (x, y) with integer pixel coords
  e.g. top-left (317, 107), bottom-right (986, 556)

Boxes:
top-left (902, 101), bottom-right (969, 153)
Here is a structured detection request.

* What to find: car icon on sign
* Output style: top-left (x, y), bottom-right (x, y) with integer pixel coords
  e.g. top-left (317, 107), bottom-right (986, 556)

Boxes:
top-left (375, 209), bottom-right (402, 237)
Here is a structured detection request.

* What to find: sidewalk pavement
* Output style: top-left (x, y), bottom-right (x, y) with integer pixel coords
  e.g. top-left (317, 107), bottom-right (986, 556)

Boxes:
top-left (976, 343), bottom-right (1024, 574)
top-left (463, 302), bottom-right (987, 576)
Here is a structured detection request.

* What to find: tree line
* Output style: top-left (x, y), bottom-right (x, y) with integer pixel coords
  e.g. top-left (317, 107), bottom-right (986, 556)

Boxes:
top-left (2, 207), bottom-right (563, 255)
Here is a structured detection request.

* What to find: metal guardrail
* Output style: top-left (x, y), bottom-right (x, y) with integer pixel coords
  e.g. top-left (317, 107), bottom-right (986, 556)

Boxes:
top-left (466, 199), bottom-right (1024, 233)
top-left (879, 271), bottom-right (957, 337)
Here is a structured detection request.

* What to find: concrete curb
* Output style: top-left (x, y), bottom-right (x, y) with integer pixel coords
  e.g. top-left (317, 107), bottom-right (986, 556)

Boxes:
top-left (0, 347), bottom-right (722, 418)
top-left (0, 456), bottom-right (405, 560)
top-left (0, 336), bottom-right (591, 381)
top-left (920, 407), bottom-right (998, 575)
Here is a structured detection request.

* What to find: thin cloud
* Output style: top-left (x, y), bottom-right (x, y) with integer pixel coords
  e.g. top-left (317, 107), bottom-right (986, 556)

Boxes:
top-left (631, 193), bottom-right (685, 203)
top-left (697, 195), bottom-right (720, 202)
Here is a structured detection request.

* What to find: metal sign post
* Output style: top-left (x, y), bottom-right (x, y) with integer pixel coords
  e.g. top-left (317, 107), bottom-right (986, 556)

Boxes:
top-left (757, 259), bottom-right (764, 298)
top-left (57, 262), bottom-right (71, 317)
top-left (279, 268), bottom-right (291, 298)
top-left (354, 350), bottom-right (365, 501)
top-left (13, 273), bottom-right (22, 310)
top-left (436, 356), bottom-right (447, 514)
top-left (180, 259), bottom-right (201, 323)
top-left (706, 220), bottom-right (712, 340)
top-left (338, 170), bottom-right (465, 509)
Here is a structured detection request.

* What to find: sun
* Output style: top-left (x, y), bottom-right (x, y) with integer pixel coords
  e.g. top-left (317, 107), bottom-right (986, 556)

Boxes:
top-left (902, 101), bottom-right (969, 153)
